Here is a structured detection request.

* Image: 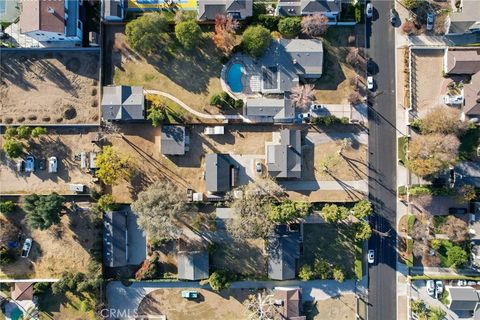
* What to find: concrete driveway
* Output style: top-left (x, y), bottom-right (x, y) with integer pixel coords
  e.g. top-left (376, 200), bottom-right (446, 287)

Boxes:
top-left (306, 131), bottom-right (368, 146)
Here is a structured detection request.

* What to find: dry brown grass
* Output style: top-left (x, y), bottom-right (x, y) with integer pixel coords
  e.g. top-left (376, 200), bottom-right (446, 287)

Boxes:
top-left (306, 294), bottom-right (356, 320)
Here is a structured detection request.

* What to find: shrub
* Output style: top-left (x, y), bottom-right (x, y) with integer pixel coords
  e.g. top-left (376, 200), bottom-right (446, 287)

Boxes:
top-left (125, 13), bottom-right (171, 56)
top-left (16, 126), bottom-right (31, 139)
top-left (431, 239), bottom-right (442, 251)
top-left (258, 14), bottom-right (281, 31)
top-left (446, 245), bottom-right (468, 269)
top-left (3, 139), bottom-right (23, 158)
top-left (313, 258), bottom-right (331, 279)
top-left (33, 282), bottom-right (51, 296)
top-left (175, 20), bottom-right (202, 49)
top-left (234, 99), bottom-right (244, 109)
top-left (208, 270), bottom-right (230, 292)
top-left (4, 127), bottom-right (17, 139)
top-left (402, 21), bottom-right (415, 34)
top-left (298, 264), bottom-right (314, 280)
top-left (242, 25), bottom-right (272, 57)
top-left (31, 127), bottom-right (48, 138)
top-left (210, 93), bottom-right (223, 106)
top-left (340, 117), bottom-right (350, 124)
top-left (354, 6), bottom-right (362, 23)
top-left (0, 201), bottom-right (15, 214)
top-left (278, 17), bottom-right (302, 37)
top-left (97, 194), bottom-right (119, 212)
top-left (210, 92), bottom-right (235, 108)
top-left (403, 0), bottom-right (422, 10)
top-left (333, 267), bottom-right (345, 282)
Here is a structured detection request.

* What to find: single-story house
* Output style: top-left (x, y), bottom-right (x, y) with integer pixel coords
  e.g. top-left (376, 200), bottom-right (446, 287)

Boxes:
top-left (411, 195), bottom-right (469, 216)
top-left (160, 125), bottom-right (188, 156)
top-left (267, 226), bottom-right (301, 280)
top-left (445, 286), bottom-right (480, 312)
top-left (444, 48), bottom-right (480, 118)
top-left (265, 129), bottom-right (302, 179)
top-left (244, 97), bottom-right (295, 123)
top-left (446, 0), bottom-right (480, 35)
top-left (197, 0), bottom-right (253, 21)
top-left (273, 287), bottom-right (306, 320)
top-left (17, 0), bottom-right (83, 47)
top-left (177, 250), bottom-right (209, 280)
top-left (205, 153), bottom-right (234, 193)
top-left (101, 86), bottom-right (145, 121)
top-left (103, 207), bottom-right (146, 268)
top-left (11, 282), bottom-right (34, 301)
top-left (276, 0), bottom-right (342, 20)
top-left (104, 0), bottom-right (125, 21)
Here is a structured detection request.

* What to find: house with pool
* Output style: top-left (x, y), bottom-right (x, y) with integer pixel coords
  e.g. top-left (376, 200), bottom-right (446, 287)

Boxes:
top-left (223, 38), bottom-right (323, 123)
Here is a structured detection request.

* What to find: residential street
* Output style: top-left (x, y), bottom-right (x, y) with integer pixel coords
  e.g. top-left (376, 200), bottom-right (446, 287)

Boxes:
top-left (366, 1), bottom-right (398, 320)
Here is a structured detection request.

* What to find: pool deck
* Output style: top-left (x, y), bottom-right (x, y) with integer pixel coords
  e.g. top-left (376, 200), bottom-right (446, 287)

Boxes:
top-left (221, 54), bottom-right (263, 100)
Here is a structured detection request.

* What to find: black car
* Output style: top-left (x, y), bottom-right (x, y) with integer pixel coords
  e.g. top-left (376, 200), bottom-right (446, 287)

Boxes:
top-left (390, 9), bottom-right (397, 25)
top-left (449, 208), bottom-right (468, 214)
top-left (38, 158), bottom-right (46, 171)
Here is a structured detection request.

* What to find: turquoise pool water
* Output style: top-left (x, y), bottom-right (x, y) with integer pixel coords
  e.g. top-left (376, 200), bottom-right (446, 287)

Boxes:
top-left (226, 63), bottom-right (244, 93)
top-left (10, 308), bottom-right (23, 320)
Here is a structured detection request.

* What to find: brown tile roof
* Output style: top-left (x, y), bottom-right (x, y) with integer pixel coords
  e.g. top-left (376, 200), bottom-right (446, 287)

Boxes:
top-left (11, 282), bottom-right (34, 301)
top-left (464, 72), bottom-right (480, 116)
top-left (20, 0), bottom-right (65, 34)
top-left (446, 49), bottom-right (480, 74)
top-left (274, 287), bottom-right (306, 320)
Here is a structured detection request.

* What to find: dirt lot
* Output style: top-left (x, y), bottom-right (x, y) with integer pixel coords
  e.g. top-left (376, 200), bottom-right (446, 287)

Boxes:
top-left (411, 49), bottom-right (447, 116)
top-left (0, 128), bottom-right (100, 195)
top-left (0, 50), bottom-right (100, 125)
top-left (111, 124), bottom-right (273, 203)
top-left (137, 288), bottom-right (251, 320)
top-left (0, 202), bottom-right (101, 279)
top-left (305, 294), bottom-right (356, 320)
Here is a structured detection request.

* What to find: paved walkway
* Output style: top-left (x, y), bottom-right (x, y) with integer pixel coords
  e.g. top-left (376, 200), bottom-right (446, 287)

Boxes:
top-left (305, 131), bottom-right (368, 145)
top-left (144, 90), bottom-right (250, 122)
top-left (410, 267), bottom-right (480, 276)
top-left (106, 279), bottom-right (361, 319)
top-left (280, 179), bottom-right (369, 192)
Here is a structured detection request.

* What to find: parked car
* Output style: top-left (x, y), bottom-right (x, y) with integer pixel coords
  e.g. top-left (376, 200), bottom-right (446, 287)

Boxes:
top-left (21, 238), bottom-right (32, 258)
top-left (367, 76), bottom-right (374, 90)
top-left (390, 8), bottom-right (397, 25)
top-left (38, 159), bottom-right (46, 171)
top-left (298, 113), bottom-right (311, 121)
top-left (368, 249), bottom-right (375, 264)
top-left (435, 281), bottom-right (444, 295)
top-left (426, 280), bottom-right (435, 296)
top-left (181, 290), bottom-right (199, 300)
top-left (449, 207), bottom-right (468, 214)
top-left (16, 160), bottom-right (25, 173)
top-left (310, 104), bottom-right (323, 112)
top-left (427, 13), bottom-right (434, 31)
top-left (48, 156), bottom-right (58, 173)
top-left (25, 155), bottom-right (35, 172)
top-left (255, 161), bottom-right (262, 174)
top-left (449, 168), bottom-right (455, 188)
top-left (366, 3), bottom-right (373, 18)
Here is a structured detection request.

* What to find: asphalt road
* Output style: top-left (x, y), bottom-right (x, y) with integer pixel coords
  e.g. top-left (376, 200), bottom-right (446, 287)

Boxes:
top-left (366, 1), bottom-right (398, 320)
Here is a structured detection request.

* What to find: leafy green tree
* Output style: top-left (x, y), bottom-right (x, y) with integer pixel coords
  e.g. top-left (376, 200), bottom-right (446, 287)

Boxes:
top-left (147, 107), bottom-right (166, 127)
top-left (332, 266), bottom-right (345, 282)
top-left (96, 146), bottom-right (130, 185)
top-left (242, 25), bottom-right (272, 57)
top-left (320, 204), bottom-right (349, 223)
top-left (16, 126), bottom-right (31, 139)
top-left (313, 258), bottom-right (331, 279)
top-left (3, 139), bottom-right (23, 158)
top-left (403, 0), bottom-right (422, 10)
top-left (175, 20), bottom-right (202, 49)
top-left (208, 270), bottom-right (230, 292)
top-left (411, 300), bottom-right (428, 318)
top-left (278, 17), bottom-right (302, 37)
top-left (97, 194), bottom-right (119, 212)
top-left (31, 127), bottom-right (48, 138)
top-left (353, 222), bottom-right (372, 241)
top-left (428, 307), bottom-right (446, 320)
top-left (4, 127), bottom-right (17, 139)
top-left (125, 13), bottom-right (171, 55)
top-left (431, 239), bottom-right (442, 251)
top-left (446, 245), bottom-right (468, 269)
top-left (52, 271), bottom-right (85, 295)
top-left (352, 200), bottom-right (373, 220)
top-left (23, 193), bottom-right (65, 230)
top-left (0, 201), bottom-right (15, 214)
top-left (298, 264), bottom-right (314, 281)
top-left (268, 200), bottom-right (310, 223)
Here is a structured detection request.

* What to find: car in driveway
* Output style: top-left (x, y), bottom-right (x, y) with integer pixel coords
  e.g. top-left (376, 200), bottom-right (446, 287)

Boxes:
top-left (427, 13), bottom-right (434, 31)
top-left (368, 249), bottom-right (375, 264)
top-left (390, 8), bottom-right (397, 25)
top-left (25, 155), bottom-right (35, 172)
top-left (435, 281), bottom-right (443, 295)
top-left (255, 161), bottom-right (262, 174)
top-left (298, 113), bottom-right (311, 122)
top-left (38, 159), bottom-right (46, 171)
top-left (310, 104), bottom-right (323, 112)
top-left (426, 280), bottom-right (435, 296)
top-left (48, 156), bottom-right (58, 173)
top-left (366, 3), bottom-right (373, 18)
top-left (21, 238), bottom-right (33, 258)
top-left (16, 160), bottom-right (25, 173)
top-left (367, 76), bottom-right (374, 90)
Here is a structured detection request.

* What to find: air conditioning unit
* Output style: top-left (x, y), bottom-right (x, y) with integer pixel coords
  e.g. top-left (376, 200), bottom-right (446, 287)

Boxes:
top-left (47, 7), bottom-right (54, 13)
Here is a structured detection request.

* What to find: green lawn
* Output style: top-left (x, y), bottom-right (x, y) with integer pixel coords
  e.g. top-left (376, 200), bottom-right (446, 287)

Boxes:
top-left (37, 288), bottom-right (97, 320)
top-left (398, 136), bottom-right (408, 165)
top-left (459, 128), bottom-right (479, 161)
top-left (301, 223), bottom-right (359, 279)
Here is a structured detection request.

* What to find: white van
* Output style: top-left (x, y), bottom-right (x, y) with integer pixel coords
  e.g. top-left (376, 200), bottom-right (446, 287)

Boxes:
top-left (48, 156), bottom-right (58, 173)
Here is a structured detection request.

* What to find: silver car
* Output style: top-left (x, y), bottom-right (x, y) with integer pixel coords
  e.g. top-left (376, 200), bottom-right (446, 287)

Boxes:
top-left (366, 3), bottom-right (373, 18)
top-left (427, 13), bottom-right (434, 31)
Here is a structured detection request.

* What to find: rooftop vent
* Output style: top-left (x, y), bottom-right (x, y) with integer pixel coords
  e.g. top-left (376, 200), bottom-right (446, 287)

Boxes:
top-left (47, 7), bottom-right (54, 14)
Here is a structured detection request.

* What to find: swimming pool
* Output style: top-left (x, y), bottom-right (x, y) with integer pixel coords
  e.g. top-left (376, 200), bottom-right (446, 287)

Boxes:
top-left (226, 63), bottom-right (244, 93)
top-left (10, 307), bottom-right (23, 320)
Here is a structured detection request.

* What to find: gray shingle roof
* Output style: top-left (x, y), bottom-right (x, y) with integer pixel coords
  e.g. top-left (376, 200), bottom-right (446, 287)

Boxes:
top-left (101, 86), bottom-right (145, 121)
top-left (447, 286), bottom-right (480, 311)
top-left (245, 97), bottom-right (294, 120)
top-left (177, 251), bottom-right (209, 280)
top-left (103, 211), bottom-right (127, 268)
top-left (448, 0), bottom-right (480, 34)
top-left (267, 129), bottom-right (302, 179)
top-left (300, 0), bottom-right (341, 14)
top-left (197, 0), bottom-right (253, 20)
top-left (161, 126), bottom-right (186, 155)
top-left (205, 153), bottom-right (231, 193)
top-left (268, 231), bottom-right (301, 280)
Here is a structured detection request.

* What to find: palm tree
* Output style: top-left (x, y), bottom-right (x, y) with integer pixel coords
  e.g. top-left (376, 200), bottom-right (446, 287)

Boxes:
top-left (290, 84), bottom-right (315, 110)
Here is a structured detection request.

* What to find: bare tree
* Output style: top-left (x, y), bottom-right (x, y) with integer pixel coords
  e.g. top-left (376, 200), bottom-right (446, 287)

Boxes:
top-left (244, 291), bottom-right (276, 320)
top-left (408, 134), bottom-right (460, 177)
top-left (346, 47), bottom-right (365, 68)
top-left (318, 153), bottom-right (341, 174)
top-left (348, 92), bottom-right (363, 105)
top-left (0, 216), bottom-right (19, 243)
top-left (213, 14), bottom-right (239, 54)
top-left (440, 216), bottom-right (468, 243)
top-left (349, 75), bottom-right (359, 88)
top-left (338, 138), bottom-right (352, 156)
top-left (301, 13), bottom-right (329, 37)
top-left (290, 84), bottom-right (315, 109)
top-left (131, 181), bottom-right (189, 240)
top-left (226, 177), bottom-right (286, 239)
top-left (420, 106), bottom-right (466, 135)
